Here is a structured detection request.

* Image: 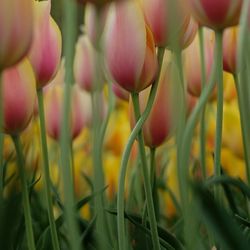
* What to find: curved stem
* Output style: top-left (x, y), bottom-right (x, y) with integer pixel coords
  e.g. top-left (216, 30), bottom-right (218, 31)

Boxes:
top-left (61, 1), bottom-right (81, 249)
top-left (12, 135), bottom-right (36, 250)
top-left (198, 27), bottom-right (207, 180)
top-left (131, 92), bottom-right (160, 250)
top-left (117, 47), bottom-right (165, 250)
top-left (37, 89), bottom-right (60, 250)
top-left (214, 31), bottom-right (223, 202)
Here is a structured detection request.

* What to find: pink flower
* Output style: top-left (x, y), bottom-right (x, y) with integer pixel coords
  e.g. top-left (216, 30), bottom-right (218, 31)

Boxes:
top-left (104, 0), bottom-right (157, 93)
top-left (74, 35), bottom-right (97, 92)
top-left (0, 0), bottom-right (33, 69)
top-left (223, 26), bottom-right (238, 74)
top-left (187, 0), bottom-right (242, 30)
top-left (112, 83), bottom-right (129, 101)
top-left (184, 29), bottom-right (215, 98)
top-left (2, 59), bottom-right (36, 135)
top-left (130, 62), bottom-right (174, 148)
top-left (28, 0), bottom-right (62, 89)
top-left (142, 0), bottom-right (192, 47)
top-left (45, 84), bottom-right (87, 141)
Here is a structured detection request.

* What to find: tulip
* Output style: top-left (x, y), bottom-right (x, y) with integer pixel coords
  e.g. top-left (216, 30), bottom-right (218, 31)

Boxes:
top-left (104, 0), bottom-right (157, 93)
top-left (2, 59), bottom-right (36, 135)
top-left (223, 27), bottom-right (238, 74)
top-left (74, 35), bottom-right (99, 92)
top-left (0, 0), bottom-right (33, 69)
top-left (187, 0), bottom-right (242, 30)
top-left (142, 0), bottom-right (192, 48)
top-left (45, 84), bottom-right (86, 141)
top-left (184, 29), bottom-right (215, 98)
top-left (112, 83), bottom-right (129, 101)
top-left (84, 3), bottom-right (108, 44)
top-left (28, 0), bottom-right (62, 89)
top-left (130, 63), bottom-right (173, 148)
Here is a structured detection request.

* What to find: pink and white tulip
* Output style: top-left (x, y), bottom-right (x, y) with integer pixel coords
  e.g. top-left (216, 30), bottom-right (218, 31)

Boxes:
top-left (2, 59), bottom-right (36, 135)
top-left (74, 35), bottom-right (98, 92)
top-left (28, 0), bottom-right (62, 89)
top-left (187, 0), bottom-right (242, 30)
top-left (0, 0), bottom-right (33, 69)
top-left (142, 0), bottom-right (192, 48)
top-left (104, 0), bottom-right (157, 93)
top-left (223, 27), bottom-right (238, 74)
top-left (130, 63), bottom-right (174, 148)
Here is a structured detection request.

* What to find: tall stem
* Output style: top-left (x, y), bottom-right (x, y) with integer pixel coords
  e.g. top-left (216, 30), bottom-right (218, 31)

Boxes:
top-left (198, 27), bottom-right (207, 180)
top-left (150, 147), bottom-right (159, 221)
top-left (214, 31), bottom-right (223, 202)
top-left (131, 93), bottom-right (160, 250)
top-left (237, 0), bottom-right (250, 184)
top-left (117, 47), bottom-right (165, 250)
top-left (37, 89), bottom-right (60, 250)
top-left (61, 0), bottom-right (81, 249)
top-left (0, 72), bottom-right (4, 199)
top-left (12, 135), bottom-right (36, 250)
top-left (178, 29), bottom-right (222, 248)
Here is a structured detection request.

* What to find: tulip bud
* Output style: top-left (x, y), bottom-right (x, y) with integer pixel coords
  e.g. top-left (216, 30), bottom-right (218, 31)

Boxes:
top-left (84, 3), bottom-right (108, 44)
top-left (74, 35), bottom-right (99, 92)
top-left (2, 59), bottom-right (36, 135)
top-left (187, 0), bottom-right (242, 30)
top-left (184, 29), bottom-right (216, 98)
top-left (112, 83), bottom-right (129, 101)
top-left (130, 63), bottom-right (174, 148)
top-left (45, 85), bottom-right (86, 141)
top-left (142, 0), bottom-right (192, 48)
top-left (28, 0), bottom-right (62, 89)
top-left (0, 0), bottom-right (33, 69)
top-left (223, 27), bottom-right (238, 74)
top-left (104, 0), bottom-right (157, 93)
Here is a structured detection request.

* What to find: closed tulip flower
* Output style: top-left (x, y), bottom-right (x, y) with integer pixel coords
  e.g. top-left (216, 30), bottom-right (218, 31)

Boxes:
top-left (184, 29), bottom-right (215, 98)
top-left (142, 0), bottom-right (192, 48)
top-left (187, 0), bottom-right (242, 30)
top-left (112, 83), bottom-right (129, 101)
top-left (45, 85), bottom-right (86, 141)
top-left (0, 0), bottom-right (33, 69)
top-left (130, 63), bottom-right (174, 148)
top-left (104, 0), bottom-right (157, 93)
top-left (2, 60), bottom-right (36, 135)
top-left (74, 35), bottom-right (98, 92)
top-left (223, 27), bottom-right (238, 74)
top-left (28, 0), bottom-right (62, 89)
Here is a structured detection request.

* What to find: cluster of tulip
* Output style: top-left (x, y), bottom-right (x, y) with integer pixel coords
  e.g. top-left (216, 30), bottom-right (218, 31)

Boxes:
top-left (1, 0), bottom-right (250, 250)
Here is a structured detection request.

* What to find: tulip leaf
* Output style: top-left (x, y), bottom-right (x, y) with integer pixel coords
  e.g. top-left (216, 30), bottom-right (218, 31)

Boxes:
top-left (107, 208), bottom-right (184, 250)
top-left (192, 182), bottom-right (250, 250)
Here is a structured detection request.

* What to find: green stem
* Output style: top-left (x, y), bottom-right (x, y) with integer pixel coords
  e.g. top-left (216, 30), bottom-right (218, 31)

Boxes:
top-left (214, 31), bottom-right (223, 202)
top-left (198, 27), bottom-right (207, 180)
top-left (117, 47), bottom-right (165, 250)
top-left (150, 147), bottom-right (159, 221)
top-left (70, 140), bottom-right (75, 194)
top-left (179, 27), bottom-right (222, 213)
top-left (0, 72), bottom-right (4, 198)
top-left (237, 0), bottom-right (250, 184)
top-left (61, 0), bottom-right (81, 249)
top-left (12, 135), bottom-right (35, 250)
top-left (131, 93), bottom-right (160, 250)
top-left (37, 89), bottom-right (60, 250)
